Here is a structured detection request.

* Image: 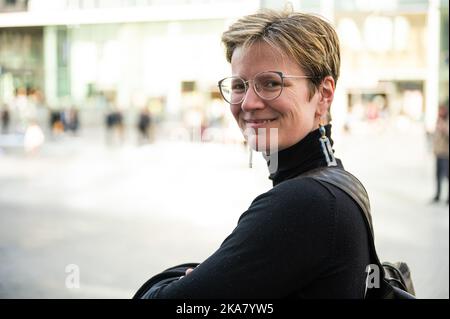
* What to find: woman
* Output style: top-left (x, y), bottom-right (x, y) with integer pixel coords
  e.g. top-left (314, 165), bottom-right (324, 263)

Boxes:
top-left (137, 9), bottom-right (371, 299)
top-left (432, 104), bottom-right (449, 204)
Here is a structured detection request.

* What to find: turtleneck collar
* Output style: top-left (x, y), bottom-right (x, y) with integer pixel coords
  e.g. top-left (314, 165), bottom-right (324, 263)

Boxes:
top-left (266, 124), bottom-right (342, 186)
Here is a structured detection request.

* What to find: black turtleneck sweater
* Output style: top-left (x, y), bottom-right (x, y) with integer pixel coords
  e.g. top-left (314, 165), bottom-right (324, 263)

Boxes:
top-left (148, 125), bottom-right (371, 299)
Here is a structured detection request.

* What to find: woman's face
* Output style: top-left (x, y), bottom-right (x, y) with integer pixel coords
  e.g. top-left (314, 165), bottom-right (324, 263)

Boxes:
top-left (230, 41), bottom-right (332, 153)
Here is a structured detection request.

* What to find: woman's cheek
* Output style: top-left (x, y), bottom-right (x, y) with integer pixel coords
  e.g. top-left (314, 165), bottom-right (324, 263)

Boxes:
top-left (230, 105), bottom-right (240, 121)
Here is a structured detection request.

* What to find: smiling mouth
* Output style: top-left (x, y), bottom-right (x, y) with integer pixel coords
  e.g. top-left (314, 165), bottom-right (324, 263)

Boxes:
top-left (244, 119), bottom-right (277, 124)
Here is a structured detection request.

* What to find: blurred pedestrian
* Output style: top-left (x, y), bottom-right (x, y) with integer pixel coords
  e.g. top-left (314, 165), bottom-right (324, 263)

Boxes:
top-left (24, 120), bottom-right (45, 156)
top-left (114, 110), bottom-right (124, 144)
top-left (137, 108), bottom-right (152, 144)
top-left (1, 103), bottom-right (10, 134)
top-left (432, 103), bottom-right (449, 204)
top-left (105, 108), bottom-right (124, 146)
top-left (49, 109), bottom-right (64, 136)
top-left (63, 106), bottom-right (80, 135)
top-left (136, 9), bottom-right (374, 299)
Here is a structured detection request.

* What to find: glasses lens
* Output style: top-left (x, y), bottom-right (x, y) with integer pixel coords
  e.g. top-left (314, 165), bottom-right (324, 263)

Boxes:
top-left (254, 72), bottom-right (283, 100)
top-left (220, 77), bottom-right (246, 104)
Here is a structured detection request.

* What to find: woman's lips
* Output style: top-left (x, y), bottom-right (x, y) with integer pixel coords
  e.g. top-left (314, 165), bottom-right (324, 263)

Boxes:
top-left (244, 119), bottom-right (277, 129)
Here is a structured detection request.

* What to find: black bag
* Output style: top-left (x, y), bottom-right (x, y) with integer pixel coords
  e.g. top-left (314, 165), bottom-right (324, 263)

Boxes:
top-left (301, 167), bottom-right (416, 299)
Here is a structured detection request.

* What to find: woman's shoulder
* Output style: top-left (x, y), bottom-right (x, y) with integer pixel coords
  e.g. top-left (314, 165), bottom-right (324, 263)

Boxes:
top-left (249, 176), bottom-right (336, 216)
top-left (239, 176), bottom-right (338, 241)
top-left (270, 175), bottom-right (335, 201)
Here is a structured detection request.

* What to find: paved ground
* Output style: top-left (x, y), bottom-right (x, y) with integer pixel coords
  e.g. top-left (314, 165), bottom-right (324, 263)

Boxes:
top-left (0, 119), bottom-right (448, 299)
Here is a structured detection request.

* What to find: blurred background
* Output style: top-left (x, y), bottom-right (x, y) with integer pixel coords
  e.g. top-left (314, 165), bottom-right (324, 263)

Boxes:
top-left (0, 0), bottom-right (448, 299)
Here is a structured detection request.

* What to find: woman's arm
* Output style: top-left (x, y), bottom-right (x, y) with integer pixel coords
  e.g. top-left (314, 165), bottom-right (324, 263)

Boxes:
top-left (146, 179), bottom-right (336, 299)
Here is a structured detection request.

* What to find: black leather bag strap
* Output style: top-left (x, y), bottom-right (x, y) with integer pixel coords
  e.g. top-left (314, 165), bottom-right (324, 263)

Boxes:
top-left (300, 168), bottom-right (417, 299)
top-left (301, 167), bottom-right (374, 237)
top-left (297, 167), bottom-right (384, 276)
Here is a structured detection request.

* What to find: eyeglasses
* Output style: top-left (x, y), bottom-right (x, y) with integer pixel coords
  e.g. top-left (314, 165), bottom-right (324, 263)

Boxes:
top-left (217, 71), bottom-right (314, 105)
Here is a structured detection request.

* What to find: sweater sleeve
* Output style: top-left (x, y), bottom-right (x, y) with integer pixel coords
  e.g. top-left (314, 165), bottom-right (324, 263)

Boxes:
top-left (147, 178), bottom-right (337, 299)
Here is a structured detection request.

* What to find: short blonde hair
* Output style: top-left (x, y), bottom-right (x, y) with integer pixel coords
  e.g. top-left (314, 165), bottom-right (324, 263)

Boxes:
top-left (221, 9), bottom-right (340, 100)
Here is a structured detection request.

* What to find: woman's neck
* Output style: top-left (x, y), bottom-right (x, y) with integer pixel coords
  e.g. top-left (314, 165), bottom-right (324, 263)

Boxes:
top-left (265, 124), bottom-right (341, 186)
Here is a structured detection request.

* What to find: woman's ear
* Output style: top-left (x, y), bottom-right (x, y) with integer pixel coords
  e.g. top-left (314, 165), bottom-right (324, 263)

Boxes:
top-left (316, 76), bottom-right (335, 116)
top-left (320, 76), bottom-right (335, 104)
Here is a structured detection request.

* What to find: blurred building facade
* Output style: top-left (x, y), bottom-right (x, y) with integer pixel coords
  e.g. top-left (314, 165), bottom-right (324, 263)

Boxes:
top-left (0, 0), bottom-right (448, 132)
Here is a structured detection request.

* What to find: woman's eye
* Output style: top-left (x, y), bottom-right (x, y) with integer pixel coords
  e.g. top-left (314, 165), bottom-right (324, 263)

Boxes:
top-left (264, 81), bottom-right (282, 89)
top-left (232, 83), bottom-right (245, 92)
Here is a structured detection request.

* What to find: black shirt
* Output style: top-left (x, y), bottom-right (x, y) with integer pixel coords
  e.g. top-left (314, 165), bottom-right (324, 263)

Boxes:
top-left (148, 125), bottom-right (371, 298)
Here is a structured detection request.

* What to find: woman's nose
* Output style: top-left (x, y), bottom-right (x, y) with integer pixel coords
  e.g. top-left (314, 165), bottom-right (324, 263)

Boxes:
top-left (241, 86), bottom-right (266, 112)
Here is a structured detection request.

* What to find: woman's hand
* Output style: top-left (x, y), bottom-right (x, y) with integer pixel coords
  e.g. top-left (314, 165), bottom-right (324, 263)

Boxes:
top-left (185, 268), bottom-right (194, 276)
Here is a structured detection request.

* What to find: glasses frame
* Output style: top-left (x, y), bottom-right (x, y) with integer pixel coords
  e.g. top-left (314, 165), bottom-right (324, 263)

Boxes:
top-left (217, 71), bottom-right (315, 105)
